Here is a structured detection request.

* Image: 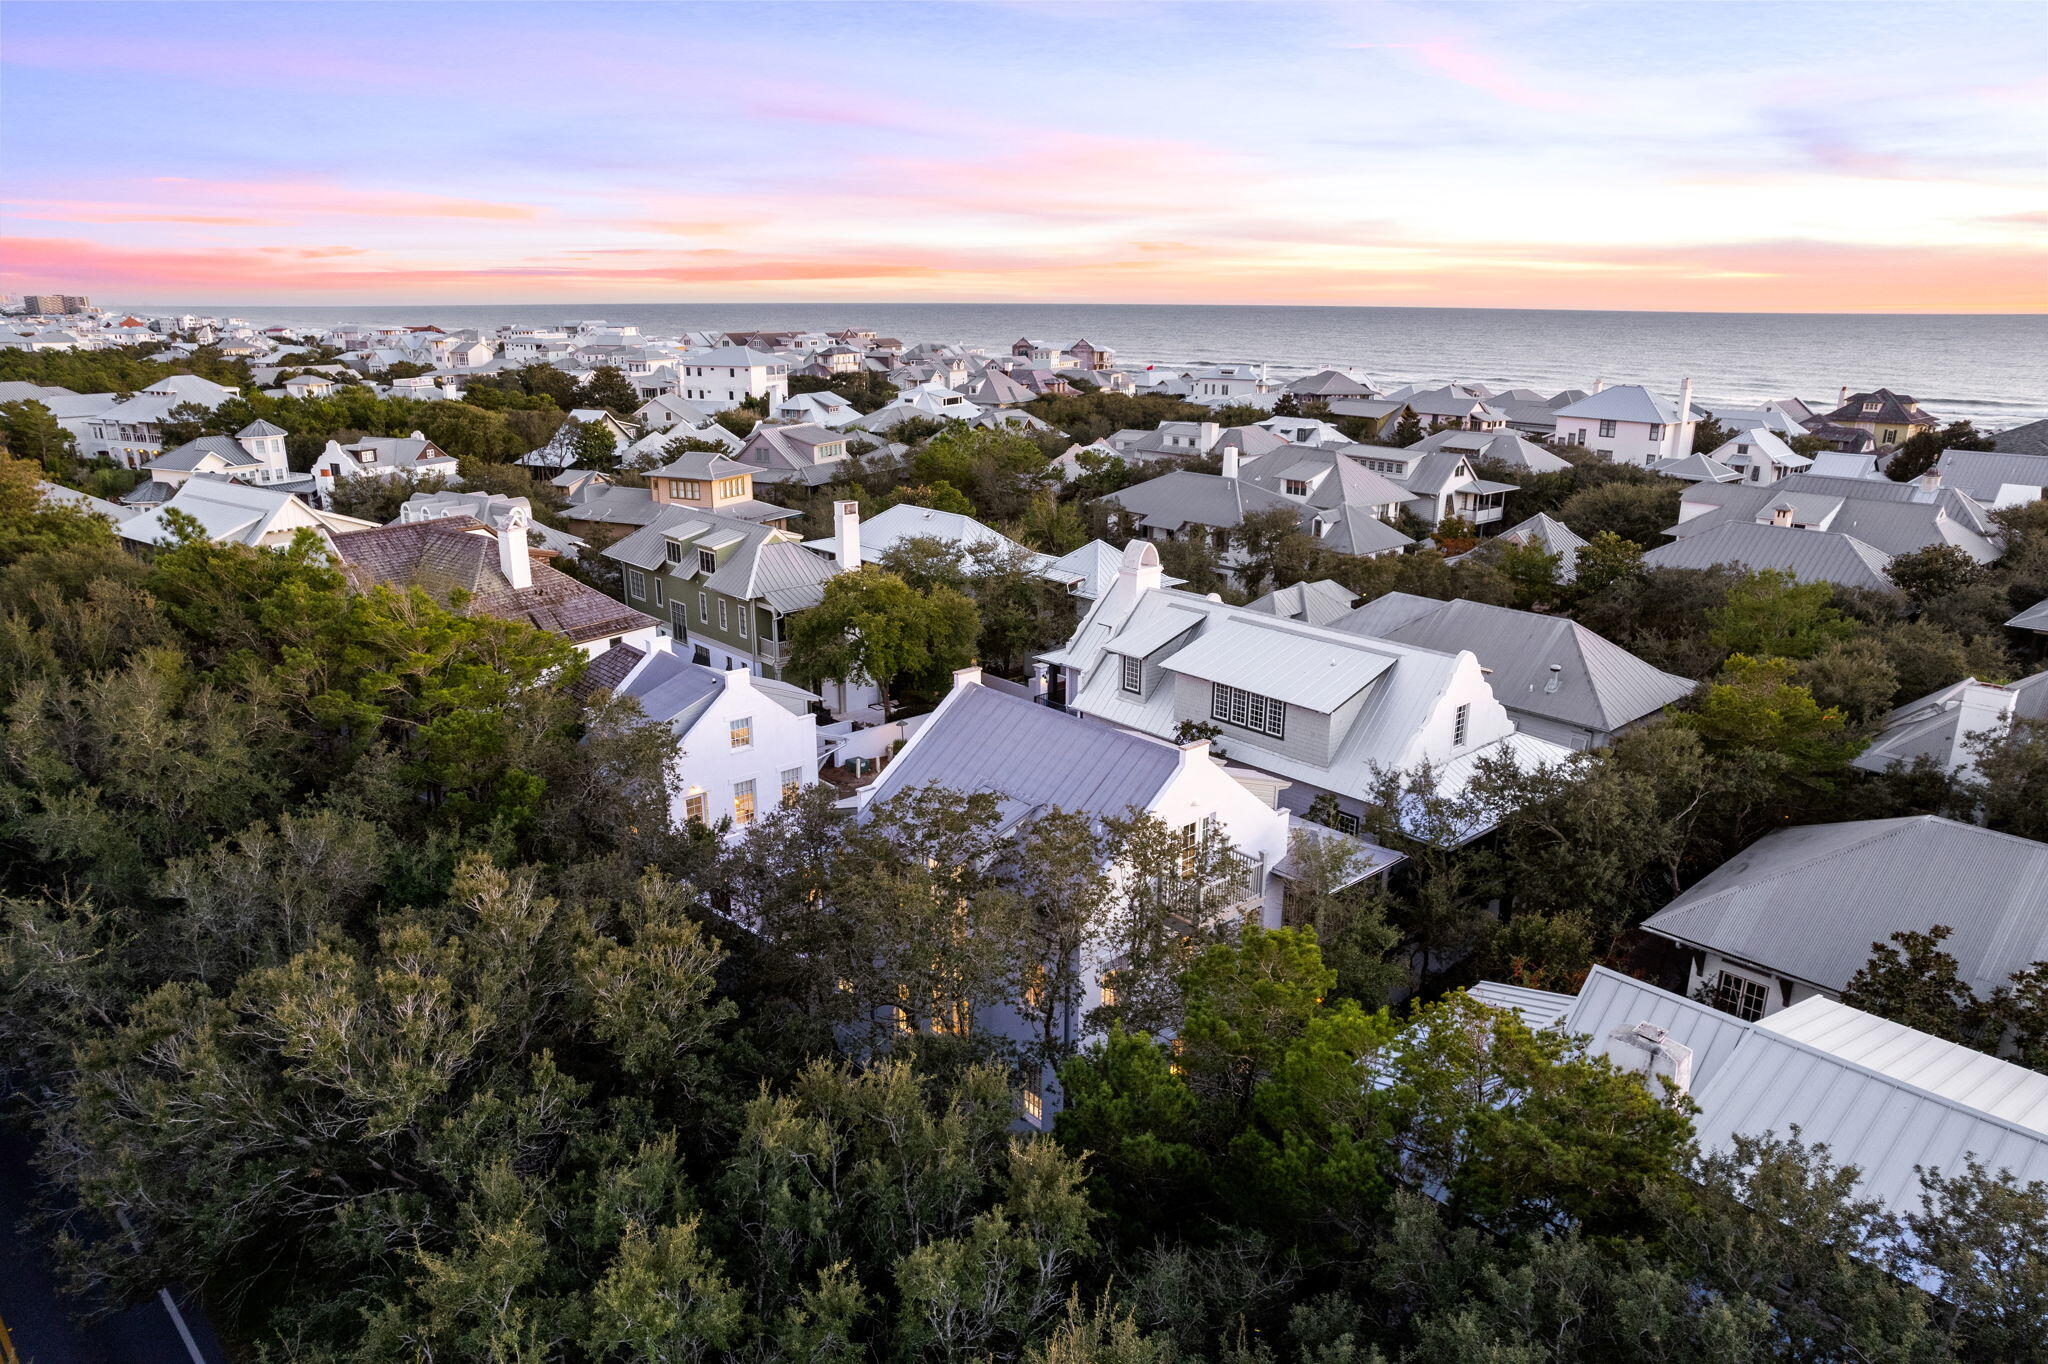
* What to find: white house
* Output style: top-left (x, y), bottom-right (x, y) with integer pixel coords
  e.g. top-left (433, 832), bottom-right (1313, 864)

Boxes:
top-left (1044, 543), bottom-right (1571, 833)
top-left (119, 476), bottom-right (377, 550)
top-left (140, 420), bottom-right (294, 490)
top-left (81, 373), bottom-right (242, 465)
top-left (600, 640), bottom-right (820, 836)
top-left (1552, 381), bottom-right (1701, 466)
top-left (857, 668), bottom-right (1295, 1122)
top-left (773, 390), bottom-right (861, 428)
top-left (1700, 428), bottom-right (1811, 485)
top-left (1186, 364), bottom-right (1275, 401)
top-left (311, 431), bottom-right (460, 492)
top-left (674, 346), bottom-right (791, 410)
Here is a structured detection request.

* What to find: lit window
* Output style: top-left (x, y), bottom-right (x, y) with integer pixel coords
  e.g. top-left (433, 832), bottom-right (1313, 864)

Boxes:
top-left (780, 767), bottom-right (802, 805)
top-left (1022, 1090), bottom-right (1044, 1124)
top-left (733, 779), bottom-right (756, 825)
top-left (626, 568), bottom-right (646, 599)
top-left (697, 547), bottom-right (717, 574)
top-left (684, 791), bottom-right (707, 824)
top-left (1098, 977), bottom-right (1118, 1008)
top-left (1177, 816), bottom-right (1214, 876)
top-left (1120, 653), bottom-right (1142, 693)
top-left (1211, 682), bottom-right (1285, 739)
top-left (1713, 970), bottom-right (1769, 1021)
top-left (729, 716), bottom-right (753, 750)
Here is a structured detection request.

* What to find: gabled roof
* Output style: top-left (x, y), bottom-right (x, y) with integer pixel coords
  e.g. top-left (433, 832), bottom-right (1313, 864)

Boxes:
top-left (1849, 672), bottom-right (2047, 776)
top-left (146, 434), bottom-right (262, 472)
top-left (1522, 967), bottom-right (2048, 1220)
top-left (799, 503), bottom-right (1049, 574)
top-left (1246, 579), bottom-right (1359, 627)
top-left (1643, 520), bottom-right (1896, 591)
top-left (1641, 816), bottom-right (2048, 996)
top-left (1651, 452), bottom-right (1741, 484)
top-left (1934, 450), bottom-right (2048, 505)
top-left (1334, 592), bottom-right (1695, 733)
top-left (2008, 598), bottom-right (2048, 632)
top-left (236, 419), bottom-right (287, 438)
top-left (331, 517), bottom-right (654, 645)
top-left (865, 681), bottom-right (1185, 824)
top-left (1552, 384), bottom-right (1698, 425)
top-left (1285, 368), bottom-right (1374, 398)
top-left (1454, 511), bottom-right (1591, 579)
top-left (1664, 472), bottom-right (1998, 562)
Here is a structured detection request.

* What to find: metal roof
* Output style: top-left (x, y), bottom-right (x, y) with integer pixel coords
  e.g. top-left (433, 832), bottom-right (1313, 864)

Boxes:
top-left (1334, 593), bottom-right (1695, 733)
top-left (1643, 521), bottom-right (1896, 592)
top-left (866, 683), bottom-right (1184, 819)
top-left (1160, 618), bottom-right (1396, 712)
top-left (2008, 598), bottom-right (2048, 632)
top-left (1467, 980), bottom-right (1576, 1031)
top-left (1640, 816), bottom-right (2048, 997)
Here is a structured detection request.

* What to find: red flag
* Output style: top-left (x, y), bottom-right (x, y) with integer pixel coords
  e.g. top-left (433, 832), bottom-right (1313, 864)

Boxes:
top-left (1146, 364), bottom-right (1154, 370)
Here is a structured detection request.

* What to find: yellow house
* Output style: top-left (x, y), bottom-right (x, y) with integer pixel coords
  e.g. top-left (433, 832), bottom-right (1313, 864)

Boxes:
top-left (1818, 389), bottom-right (1939, 449)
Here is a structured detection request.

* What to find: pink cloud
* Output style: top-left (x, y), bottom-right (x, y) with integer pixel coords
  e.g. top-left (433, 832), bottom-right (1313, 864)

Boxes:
top-left (1348, 41), bottom-right (1595, 113)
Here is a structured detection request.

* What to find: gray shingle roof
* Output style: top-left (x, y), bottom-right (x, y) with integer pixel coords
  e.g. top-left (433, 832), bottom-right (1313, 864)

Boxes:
top-left (1992, 418), bottom-right (2048, 457)
top-left (1640, 816), bottom-right (2048, 996)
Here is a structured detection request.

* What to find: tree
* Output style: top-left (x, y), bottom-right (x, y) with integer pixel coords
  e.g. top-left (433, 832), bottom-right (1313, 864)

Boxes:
top-left (156, 400), bottom-right (213, 448)
top-left (1885, 420), bottom-right (1997, 482)
top-left (1231, 506), bottom-right (1305, 596)
top-left (575, 364), bottom-right (640, 416)
top-left (1887, 543), bottom-right (1988, 604)
top-left (1705, 568), bottom-right (1855, 661)
top-left (1680, 654), bottom-right (1856, 768)
top-left (787, 566), bottom-right (978, 719)
top-left (1556, 481), bottom-right (1680, 546)
top-left (0, 398), bottom-right (78, 473)
top-left (1570, 530), bottom-right (1643, 597)
top-left (1689, 414), bottom-right (1734, 453)
top-left (910, 425), bottom-right (1048, 521)
top-left (1388, 411), bottom-right (1424, 448)
top-left (566, 418), bottom-right (622, 471)
top-left (1840, 925), bottom-right (1993, 1046)
top-left (1796, 635), bottom-right (1900, 726)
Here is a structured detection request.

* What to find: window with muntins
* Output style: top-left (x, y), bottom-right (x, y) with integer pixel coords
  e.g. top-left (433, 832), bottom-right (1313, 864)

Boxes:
top-left (1453, 702), bottom-right (1470, 746)
top-left (733, 779), bottom-right (756, 825)
top-left (626, 568), bottom-right (645, 599)
top-left (780, 767), bottom-right (802, 805)
top-left (1120, 654), bottom-right (1142, 693)
top-left (1713, 970), bottom-right (1769, 1021)
top-left (1211, 682), bottom-right (1286, 739)
top-left (697, 547), bottom-right (717, 575)
top-left (1597, 420), bottom-right (1617, 438)
top-left (665, 539), bottom-right (684, 564)
top-left (729, 716), bottom-right (752, 749)
top-left (684, 791), bottom-right (707, 824)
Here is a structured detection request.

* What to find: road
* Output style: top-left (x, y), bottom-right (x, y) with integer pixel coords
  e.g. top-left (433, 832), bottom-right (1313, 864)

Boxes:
top-left (0, 1124), bottom-right (228, 1364)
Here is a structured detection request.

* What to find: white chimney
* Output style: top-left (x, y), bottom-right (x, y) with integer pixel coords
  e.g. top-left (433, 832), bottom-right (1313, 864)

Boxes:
top-left (1030, 662), bottom-right (1050, 700)
top-left (833, 499), bottom-right (861, 571)
top-left (1918, 469), bottom-right (1941, 496)
top-left (1674, 377), bottom-right (1694, 449)
top-left (951, 665), bottom-right (982, 691)
top-left (1197, 420), bottom-right (1220, 452)
top-left (1113, 538), bottom-right (1164, 604)
top-left (497, 506), bottom-right (532, 591)
top-left (1593, 377), bottom-right (1606, 393)
top-left (1220, 444), bottom-right (1241, 479)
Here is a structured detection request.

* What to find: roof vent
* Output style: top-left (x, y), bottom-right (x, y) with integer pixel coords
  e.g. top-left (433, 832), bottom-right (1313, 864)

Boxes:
top-left (1608, 1020), bottom-right (1694, 1096)
top-left (1543, 663), bottom-right (1562, 694)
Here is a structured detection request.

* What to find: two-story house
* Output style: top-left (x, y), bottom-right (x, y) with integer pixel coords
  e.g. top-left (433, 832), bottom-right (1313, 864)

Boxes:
top-left (587, 638), bottom-right (821, 836)
top-left (1816, 388), bottom-right (1939, 451)
top-left (83, 372), bottom-right (242, 465)
top-left (857, 666), bottom-right (1294, 1123)
top-left (310, 431), bottom-right (460, 492)
top-left (1552, 381), bottom-right (1701, 466)
top-left (1044, 543), bottom-right (1573, 833)
top-left (774, 390), bottom-right (861, 428)
top-left (675, 346), bottom-right (791, 410)
top-left (733, 422), bottom-right (857, 489)
top-left (137, 419), bottom-right (295, 494)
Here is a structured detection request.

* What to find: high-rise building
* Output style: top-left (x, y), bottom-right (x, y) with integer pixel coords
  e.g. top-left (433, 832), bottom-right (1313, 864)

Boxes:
top-left (21, 294), bottom-right (91, 315)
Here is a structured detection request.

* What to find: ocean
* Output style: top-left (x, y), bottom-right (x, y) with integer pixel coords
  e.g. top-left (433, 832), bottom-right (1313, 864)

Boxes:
top-left (134, 302), bottom-right (2048, 428)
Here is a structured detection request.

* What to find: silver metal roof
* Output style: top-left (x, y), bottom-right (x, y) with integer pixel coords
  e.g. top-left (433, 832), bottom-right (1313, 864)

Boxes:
top-left (1160, 618), bottom-right (1396, 712)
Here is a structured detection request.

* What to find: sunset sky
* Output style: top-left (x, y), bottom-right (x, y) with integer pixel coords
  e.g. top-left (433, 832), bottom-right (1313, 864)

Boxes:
top-left (3, 0), bottom-right (2045, 311)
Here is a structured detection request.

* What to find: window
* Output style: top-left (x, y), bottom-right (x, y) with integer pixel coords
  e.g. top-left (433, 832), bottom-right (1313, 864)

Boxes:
top-left (1453, 702), bottom-right (1470, 746)
top-left (699, 592), bottom-right (710, 623)
top-left (697, 546), bottom-right (718, 574)
top-left (1098, 976), bottom-right (1118, 1008)
top-left (781, 767), bottom-right (802, 805)
top-left (718, 600), bottom-right (729, 630)
top-left (1333, 810), bottom-right (1361, 836)
top-left (684, 791), bottom-right (707, 824)
top-left (669, 600), bottom-right (689, 634)
top-left (1597, 420), bottom-right (1617, 438)
top-left (737, 607), bottom-right (749, 638)
top-left (729, 716), bottom-right (753, 750)
top-left (1862, 401), bottom-right (1881, 414)
top-left (674, 479), bottom-right (704, 500)
top-left (1882, 429), bottom-right (1899, 445)
top-left (716, 476), bottom-right (747, 500)
top-left (1177, 816), bottom-right (1215, 876)
top-left (1713, 970), bottom-right (1769, 1021)
top-left (625, 568), bottom-right (646, 599)
top-left (1572, 429), bottom-right (1586, 446)
top-left (665, 539), bottom-right (684, 565)
top-left (1022, 1089), bottom-right (1044, 1124)
top-left (1211, 682), bottom-right (1286, 739)
top-left (1648, 424), bottom-right (1663, 440)
top-left (1120, 653), bottom-right (1143, 693)
top-left (1283, 479), bottom-right (1310, 496)
top-left (733, 779), bottom-right (757, 825)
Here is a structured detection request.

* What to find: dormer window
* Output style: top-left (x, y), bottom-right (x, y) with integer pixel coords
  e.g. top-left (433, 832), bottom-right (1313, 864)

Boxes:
top-left (1283, 479), bottom-right (1310, 497)
top-left (1120, 653), bottom-right (1142, 694)
top-left (697, 547), bottom-right (717, 574)
top-left (1862, 401), bottom-right (1881, 414)
top-left (665, 539), bottom-right (685, 565)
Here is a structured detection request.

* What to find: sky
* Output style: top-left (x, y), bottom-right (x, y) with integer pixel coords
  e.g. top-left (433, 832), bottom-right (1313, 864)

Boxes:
top-left (3, 0), bottom-right (2045, 312)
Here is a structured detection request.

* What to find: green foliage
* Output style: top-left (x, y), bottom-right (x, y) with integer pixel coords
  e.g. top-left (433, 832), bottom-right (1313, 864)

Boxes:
top-left (1680, 653), bottom-right (1856, 767)
top-left (0, 398), bottom-right (79, 473)
top-left (787, 567), bottom-right (978, 718)
top-left (789, 371), bottom-right (899, 414)
top-left (1021, 390), bottom-right (1210, 445)
top-left (909, 425), bottom-right (1049, 521)
top-left (1887, 543), bottom-right (1987, 604)
top-left (1555, 479), bottom-right (1681, 546)
top-left (1705, 568), bottom-right (1855, 661)
top-left (0, 340), bottom-right (250, 392)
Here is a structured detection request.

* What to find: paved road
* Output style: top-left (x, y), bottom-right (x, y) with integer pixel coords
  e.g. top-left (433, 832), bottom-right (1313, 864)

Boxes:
top-left (0, 1125), bottom-right (228, 1364)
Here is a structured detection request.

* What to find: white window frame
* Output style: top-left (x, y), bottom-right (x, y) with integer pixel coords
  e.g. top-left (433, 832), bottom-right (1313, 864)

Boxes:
top-left (729, 716), bottom-right (752, 750)
top-left (625, 568), bottom-right (646, 599)
top-left (1453, 702), bottom-right (1470, 746)
top-left (1211, 682), bottom-right (1285, 739)
top-left (1120, 653), bottom-right (1142, 694)
top-left (733, 779), bottom-right (756, 825)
